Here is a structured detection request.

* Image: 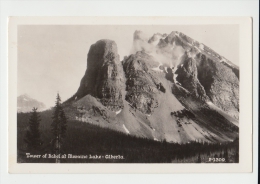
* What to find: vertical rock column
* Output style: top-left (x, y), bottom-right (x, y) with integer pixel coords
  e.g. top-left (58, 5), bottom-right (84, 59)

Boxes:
top-left (76, 39), bottom-right (124, 111)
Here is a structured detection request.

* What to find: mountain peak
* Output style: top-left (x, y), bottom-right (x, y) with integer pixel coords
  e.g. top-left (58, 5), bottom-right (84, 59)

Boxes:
top-left (75, 39), bottom-right (123, 111)
top-left (17, 94), bottom-right (46, 113)
top-left (133, 30), bottom-right (147, 41)
top-left (19, 93), bottom-right (30, 98)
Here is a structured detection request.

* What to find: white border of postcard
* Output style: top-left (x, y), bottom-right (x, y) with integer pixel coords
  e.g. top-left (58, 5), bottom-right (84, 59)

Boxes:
top-left (8, 16), bottom-right (252, 174)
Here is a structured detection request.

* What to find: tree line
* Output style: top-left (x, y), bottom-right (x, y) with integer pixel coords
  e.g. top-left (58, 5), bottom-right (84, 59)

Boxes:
top-left (21, 93), bottom-right (239, 163)
top-left (24, 93), bottom-right (67, 163)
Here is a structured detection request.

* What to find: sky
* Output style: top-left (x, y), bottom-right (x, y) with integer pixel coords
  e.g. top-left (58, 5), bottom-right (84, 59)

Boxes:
top-left (18, 25), bottom-right (239, 108)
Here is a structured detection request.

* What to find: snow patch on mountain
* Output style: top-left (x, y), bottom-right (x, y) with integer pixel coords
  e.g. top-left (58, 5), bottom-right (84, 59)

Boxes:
top-left (199, 43), bottom-right (204, 50)
top-left (151, 65), bottom-right (163, 72)
top-left (164, 67), bottom-right (168, 73)
top-left (194, 46), bottom-right (201, 52)
top-left (115, 109), bottom-right (122, 115)
top-left (220, 58), bottom-right (232, 67)
top-left (123, 124), bottom-right (130, 134)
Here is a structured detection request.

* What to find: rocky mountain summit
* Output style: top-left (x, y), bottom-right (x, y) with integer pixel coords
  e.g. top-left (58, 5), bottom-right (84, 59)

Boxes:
top-left (17, 94), bottom-right (46, 113)
top-left (65, 31), bottom-right (239, 143)
top-left (75, 40), bottom-right (124, 112)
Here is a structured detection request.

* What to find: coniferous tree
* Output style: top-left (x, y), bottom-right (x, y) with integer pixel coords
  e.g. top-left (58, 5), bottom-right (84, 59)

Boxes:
top-left (224, 147), bottom-right (229, 163)
top-left (51, 93), bottom-right (67, 162)
top-left (234, 147), bottom-right (239, 163)
top-left (24, 107), bottom-right (42, 151)
top-left (197, 153), bottom-right (201, 163)
top-left (51, 93), bottom-right (67, 137)
top-left (219, 151), bottom-right (223, 158)
top-left (59, 109), bottom-right (67, 138)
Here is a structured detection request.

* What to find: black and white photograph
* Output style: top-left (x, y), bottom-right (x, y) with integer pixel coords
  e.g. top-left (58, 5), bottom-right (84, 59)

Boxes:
top-left (16, 24), bottom-right (240, 164)
top-left (7, 16), bottom-right (253, 174)
top-left (0, 0), bottom-right (258, 183)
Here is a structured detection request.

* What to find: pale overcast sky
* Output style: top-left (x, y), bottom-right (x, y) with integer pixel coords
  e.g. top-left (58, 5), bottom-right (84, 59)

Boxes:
top-left (18, 25), bottom-right (239, 108)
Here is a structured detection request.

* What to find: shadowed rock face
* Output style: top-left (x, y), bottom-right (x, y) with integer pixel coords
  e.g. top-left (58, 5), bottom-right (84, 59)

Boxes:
top-left (195, 53), bottom-right (239, 119)
top-left (174, 53), bottom-right (239, 119)
top-left (175, 54), bottom-right (208, 101)
top-left (76, 39), bottom-right (124, 111)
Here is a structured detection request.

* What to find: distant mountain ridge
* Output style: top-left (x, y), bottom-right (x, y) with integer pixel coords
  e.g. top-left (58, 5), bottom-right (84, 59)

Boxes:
top-left (17, 94), bottom-right (46, 113)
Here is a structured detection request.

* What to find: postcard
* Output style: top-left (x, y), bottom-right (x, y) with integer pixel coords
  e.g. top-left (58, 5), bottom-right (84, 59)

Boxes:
top-left (8, 16), bottom-right (252, 173)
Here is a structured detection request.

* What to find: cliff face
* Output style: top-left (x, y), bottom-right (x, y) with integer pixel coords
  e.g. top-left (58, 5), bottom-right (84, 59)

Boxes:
top-left (175, 54), bottom-right (208, 101)
top-left (76, 39), bottom-right (124, 111)
top-left (195, 53), bottom-right (239, 119)
top-left (122, 51), bottom-right (163, 114)
top-left (173, 52), bottom-right (239, 119)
